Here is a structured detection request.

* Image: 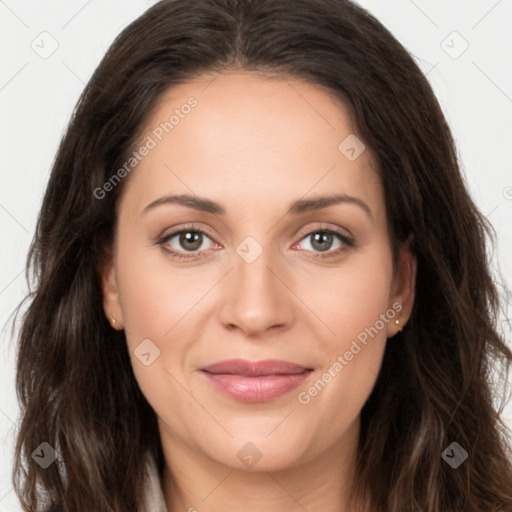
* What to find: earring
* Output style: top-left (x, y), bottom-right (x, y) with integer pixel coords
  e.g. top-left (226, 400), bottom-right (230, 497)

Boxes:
top-left (395, 318), bottom-right (403, 332)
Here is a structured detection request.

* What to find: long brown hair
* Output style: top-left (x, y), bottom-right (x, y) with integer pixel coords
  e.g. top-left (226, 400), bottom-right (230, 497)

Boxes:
top-left (12, 0), bottom-right (512, 510)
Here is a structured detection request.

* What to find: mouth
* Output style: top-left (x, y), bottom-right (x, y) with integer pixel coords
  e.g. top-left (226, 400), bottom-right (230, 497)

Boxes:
top-left (200, 359), bottom-right (314, 403)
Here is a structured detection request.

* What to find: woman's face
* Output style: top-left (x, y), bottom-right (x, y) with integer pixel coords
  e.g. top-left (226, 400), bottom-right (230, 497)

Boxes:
top-left (102, 72), bottom-right (416, 471)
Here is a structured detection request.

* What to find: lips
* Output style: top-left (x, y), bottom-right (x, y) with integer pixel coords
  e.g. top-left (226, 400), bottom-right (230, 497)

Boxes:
top-left (200, 359), bottom-right (313, 402)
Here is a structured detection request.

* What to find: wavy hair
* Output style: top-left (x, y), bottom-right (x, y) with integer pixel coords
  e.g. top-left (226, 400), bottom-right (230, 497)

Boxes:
top-left (12, 0), bottom-right (512, 510)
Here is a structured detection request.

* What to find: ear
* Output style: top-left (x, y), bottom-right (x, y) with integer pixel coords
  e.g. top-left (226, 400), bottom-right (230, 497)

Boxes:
top-left (98, 250), bottom-right (124, 330)
top-left (387, 235), bottom-right (416, 338)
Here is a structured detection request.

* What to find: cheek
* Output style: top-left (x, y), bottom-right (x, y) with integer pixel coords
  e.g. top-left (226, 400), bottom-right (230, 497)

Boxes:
top-left (308, 243), bottom-right (394, 346)
top-left (116, 241), bottom-right (205, 342)
top-left (115, 271), bottom-right (195, 435)
top-left (297, 244), bottom-right (393, 411)
top-left (113, 240), bottom-right (203, 393)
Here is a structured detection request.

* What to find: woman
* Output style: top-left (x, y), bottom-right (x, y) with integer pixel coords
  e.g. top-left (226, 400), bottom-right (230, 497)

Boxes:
top-left (13, 0), bottom-right (512, 511)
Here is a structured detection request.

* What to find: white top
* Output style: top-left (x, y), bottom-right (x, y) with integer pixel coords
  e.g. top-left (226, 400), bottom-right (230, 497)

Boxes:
top-left (142, 451), bottom-right (168, 512)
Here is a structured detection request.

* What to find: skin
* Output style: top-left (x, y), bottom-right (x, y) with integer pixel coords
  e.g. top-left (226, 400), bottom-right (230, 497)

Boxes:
top-left (101, 72), bottom-right (416, 512)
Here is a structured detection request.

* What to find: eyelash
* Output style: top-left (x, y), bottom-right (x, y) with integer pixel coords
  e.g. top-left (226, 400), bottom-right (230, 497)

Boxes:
top-left (156, 223), bottom-right (355, 262)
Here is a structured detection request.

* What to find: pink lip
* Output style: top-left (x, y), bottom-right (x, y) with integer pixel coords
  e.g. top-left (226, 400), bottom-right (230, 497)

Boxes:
top-left (200, 359), bottom-right (313, 403)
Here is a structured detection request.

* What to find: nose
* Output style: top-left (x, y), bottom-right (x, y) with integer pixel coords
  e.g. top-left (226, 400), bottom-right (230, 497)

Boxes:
top-left (218, 246), bottom-right (295, 337)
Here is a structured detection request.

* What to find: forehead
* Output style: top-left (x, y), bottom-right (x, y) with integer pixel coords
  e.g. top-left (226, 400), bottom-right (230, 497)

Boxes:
top-left (120, 72), bottom-right (384, 221)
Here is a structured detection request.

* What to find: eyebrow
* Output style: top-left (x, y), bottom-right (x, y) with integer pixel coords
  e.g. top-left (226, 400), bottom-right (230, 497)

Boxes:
top-left (142, 193), bottom-right (373, 220)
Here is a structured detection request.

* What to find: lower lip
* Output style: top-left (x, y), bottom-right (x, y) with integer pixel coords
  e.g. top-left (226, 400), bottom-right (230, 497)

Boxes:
top-left (202, 371), bottom-right (312, 403)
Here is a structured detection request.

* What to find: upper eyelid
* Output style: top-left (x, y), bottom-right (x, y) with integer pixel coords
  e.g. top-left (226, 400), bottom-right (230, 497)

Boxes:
top-left (295, 223), bottom-right (353, 240)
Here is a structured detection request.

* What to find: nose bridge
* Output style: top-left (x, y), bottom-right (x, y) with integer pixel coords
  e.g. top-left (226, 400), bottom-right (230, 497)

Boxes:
top-left (219, 236), bottom-right (294, 334)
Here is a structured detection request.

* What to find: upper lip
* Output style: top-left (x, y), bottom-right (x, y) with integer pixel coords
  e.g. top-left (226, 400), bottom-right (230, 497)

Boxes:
top-left (200, 359), bottom-right (312, 376)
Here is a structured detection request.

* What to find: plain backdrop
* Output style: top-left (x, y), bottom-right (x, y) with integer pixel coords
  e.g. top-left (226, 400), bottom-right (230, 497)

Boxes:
top-left (1, 0), bottom-right (511, 509)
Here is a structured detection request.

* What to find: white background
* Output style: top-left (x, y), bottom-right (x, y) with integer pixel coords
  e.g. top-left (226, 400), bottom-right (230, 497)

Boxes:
top-left (1, 0), bottom-right (511, 509)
